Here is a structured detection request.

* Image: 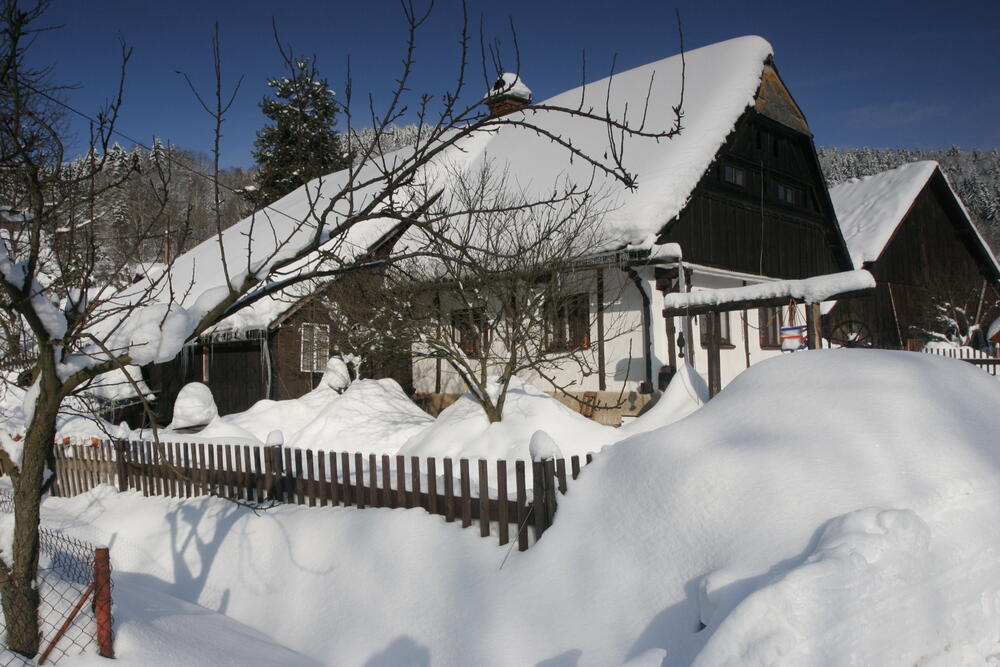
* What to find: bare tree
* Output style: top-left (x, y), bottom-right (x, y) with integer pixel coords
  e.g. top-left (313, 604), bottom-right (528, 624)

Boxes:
top-left (378, 162), bottom-right (637, 422)
top-left (0, 0), bottom-right (682, 655)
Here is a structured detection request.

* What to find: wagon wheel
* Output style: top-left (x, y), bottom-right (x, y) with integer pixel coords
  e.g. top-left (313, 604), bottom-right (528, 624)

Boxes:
top-left (829, 320), bottom-right (873, 348)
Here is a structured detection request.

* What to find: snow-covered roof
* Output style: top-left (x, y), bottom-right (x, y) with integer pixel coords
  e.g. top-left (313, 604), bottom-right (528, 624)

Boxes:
top-left (181, 36), bottom-right (775, 335)
top-left (830, 161), bottom-right (1000, 275)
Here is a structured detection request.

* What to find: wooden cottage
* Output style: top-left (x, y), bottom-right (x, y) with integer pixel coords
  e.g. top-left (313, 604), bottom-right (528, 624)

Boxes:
top-left (149, 35), bottom-right (865, 425)
top-left (825, 161), bottom-right (1000, 350)
top-left (407, 36), bottom-right (857, 417)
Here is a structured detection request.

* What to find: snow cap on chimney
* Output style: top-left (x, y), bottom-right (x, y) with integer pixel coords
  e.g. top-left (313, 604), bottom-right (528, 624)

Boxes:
top-left (485, 73), bottom-right (532, 117)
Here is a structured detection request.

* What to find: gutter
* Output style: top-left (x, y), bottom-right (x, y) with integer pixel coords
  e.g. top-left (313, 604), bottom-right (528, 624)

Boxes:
top-left (625, 267), bottom-right (654, 394)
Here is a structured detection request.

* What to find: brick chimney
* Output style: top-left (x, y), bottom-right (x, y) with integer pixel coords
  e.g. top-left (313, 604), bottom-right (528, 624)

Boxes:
top-left (485, 73), bottom-right (532, 117)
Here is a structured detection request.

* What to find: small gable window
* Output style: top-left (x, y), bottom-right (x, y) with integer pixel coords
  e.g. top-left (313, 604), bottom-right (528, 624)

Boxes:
top-left (451, 308), bottom-right (486, 359)
top-left (722, 165), bottom-right (746, 187)
top-left (300, 323), bottom-right (330, 373)
top-left (776, 183), bottom-right (802, 206)
top-left (547, 293), bottom-right (590, 351)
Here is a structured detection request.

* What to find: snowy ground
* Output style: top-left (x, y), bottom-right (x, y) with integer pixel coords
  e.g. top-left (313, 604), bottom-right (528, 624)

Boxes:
top-left (19, 349), bottom-right (1000, 666)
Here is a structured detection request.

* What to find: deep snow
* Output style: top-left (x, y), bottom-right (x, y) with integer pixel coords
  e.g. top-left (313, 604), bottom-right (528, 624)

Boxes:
top-left (31, 349), bottom-right (1000, 666)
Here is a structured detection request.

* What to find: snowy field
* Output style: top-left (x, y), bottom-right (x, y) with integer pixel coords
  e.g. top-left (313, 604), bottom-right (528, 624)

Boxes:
top-left (13, 349), bottom-right (999, 666)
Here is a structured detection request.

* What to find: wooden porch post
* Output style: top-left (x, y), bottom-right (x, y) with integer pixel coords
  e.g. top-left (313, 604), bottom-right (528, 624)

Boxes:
top-left (707, 310), bottom-right (722, 398)
top-left (806, 302), bottom-right (822, 350)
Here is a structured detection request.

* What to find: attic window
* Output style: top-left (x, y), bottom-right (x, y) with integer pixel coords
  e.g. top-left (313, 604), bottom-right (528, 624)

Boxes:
top-left (723, 165), bottom-right (746, 187)
top-left (300, 323), bottom-right (330, 373)
top-left (776, 183), bottom-right (802, 206)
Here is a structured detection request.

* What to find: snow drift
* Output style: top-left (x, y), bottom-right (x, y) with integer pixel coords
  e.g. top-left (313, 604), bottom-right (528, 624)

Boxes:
top-left (39, 349), bottom-right (1000, 665)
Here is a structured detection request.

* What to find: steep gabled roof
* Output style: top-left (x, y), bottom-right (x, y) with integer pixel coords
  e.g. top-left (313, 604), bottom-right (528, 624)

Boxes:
top-left (182, 36), bottom-right (775, 335)
top-left (829, 160), bottom-right (1000, 276)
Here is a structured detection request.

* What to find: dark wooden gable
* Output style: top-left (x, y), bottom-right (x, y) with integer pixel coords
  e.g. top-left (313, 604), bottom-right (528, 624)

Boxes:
top-left (827, 169), bottom-right (1000, 348)
top-left (656, 60), bottom-right (852, 279)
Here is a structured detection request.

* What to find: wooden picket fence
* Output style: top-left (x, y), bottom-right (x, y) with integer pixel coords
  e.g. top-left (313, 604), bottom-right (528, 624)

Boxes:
top-left (49, 440), bottom-right (593, 550)
top-left (921, 345), bottom-right (999, 376)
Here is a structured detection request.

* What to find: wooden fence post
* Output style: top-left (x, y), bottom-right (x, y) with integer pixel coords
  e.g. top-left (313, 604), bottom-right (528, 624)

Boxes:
top-left (113, 440), bottom-right (129, 493)
top-left (266, 445), bottom-right (283, 501)
top-left (93, 547), bottom-right (114, 658)
top-left (532, 460), bottom-right (548, 538)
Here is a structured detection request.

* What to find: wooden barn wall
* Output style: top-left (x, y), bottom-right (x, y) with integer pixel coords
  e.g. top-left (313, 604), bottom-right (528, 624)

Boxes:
top-left (147, 347), bottom-right (199, 425)
top-left (205, 339), bottom-right (270, 416)
top-left (270, 288), bottom-right (414, 402)
top-left (658, 112), bottom-right (845, 279)
top-left (828, 176), bottom-right (1000, 348)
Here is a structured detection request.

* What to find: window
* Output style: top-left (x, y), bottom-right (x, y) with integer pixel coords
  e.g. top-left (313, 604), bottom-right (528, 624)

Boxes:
top-left (547, 293), bottom-right (590, 350)
top-left (758, 307), bottom-right (781, 348)
top-left (722, 164), bottom-right (746, 187)
top-left (699, 312), bottom-right (731, 347)
top-left (776, 183), bottom-right (802, 206)
top-left (451, 308), bottom-right (486, 359)
top-left (300, 323), bottom-right (330, 373)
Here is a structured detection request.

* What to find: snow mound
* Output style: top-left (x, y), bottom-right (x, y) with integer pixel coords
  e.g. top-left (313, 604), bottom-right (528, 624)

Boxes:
top-left (38, 350), bottom-right (1000, 665)
top-left (287, 378), bottom-right (433, 454)
top-left (620, 363), bottom-right (708, 436)
top-left (168, 383), bottom-right (217, 430)
top-left (398, 376), bottom-right (618, 461)
top-left (535, 349), bottom-right (1000, 664)
top-left (321, 357), bottom-right (351, 392)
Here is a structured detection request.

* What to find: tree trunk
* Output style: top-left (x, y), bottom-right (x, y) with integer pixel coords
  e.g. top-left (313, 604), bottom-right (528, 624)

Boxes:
top-left (0, 386), bottom-right (57, 657)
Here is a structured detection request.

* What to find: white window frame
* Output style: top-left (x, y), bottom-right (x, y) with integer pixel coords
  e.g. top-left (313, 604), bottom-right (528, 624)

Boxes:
top-left (300, 323), bottom-right (330, 373)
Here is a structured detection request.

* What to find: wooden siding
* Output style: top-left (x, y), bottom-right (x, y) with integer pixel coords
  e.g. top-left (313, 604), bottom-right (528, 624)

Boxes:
top-left (658, 112), bottom-right (849, 278)
top-left (827, 173), bottom-right (1000, 348)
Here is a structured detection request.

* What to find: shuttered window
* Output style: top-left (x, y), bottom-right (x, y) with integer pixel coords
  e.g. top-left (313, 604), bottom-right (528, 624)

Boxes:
top-left (300, 323), bottom-right (330, 373)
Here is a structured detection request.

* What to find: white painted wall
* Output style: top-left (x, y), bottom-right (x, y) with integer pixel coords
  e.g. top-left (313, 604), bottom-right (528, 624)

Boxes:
top-left (411, 264), bottom-right (808, 396)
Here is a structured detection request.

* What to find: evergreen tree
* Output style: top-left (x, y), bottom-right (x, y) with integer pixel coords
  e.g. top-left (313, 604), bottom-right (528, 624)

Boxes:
top-left (252, 55), bottom-right (348, 206)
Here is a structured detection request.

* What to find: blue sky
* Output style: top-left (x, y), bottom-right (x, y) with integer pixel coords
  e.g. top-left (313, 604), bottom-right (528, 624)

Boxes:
top-left (32, 0), bottom-right (1000, 168)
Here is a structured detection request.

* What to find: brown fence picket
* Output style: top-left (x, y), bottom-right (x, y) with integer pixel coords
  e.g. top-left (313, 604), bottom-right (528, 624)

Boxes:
top-left (532, 461), bottom-right (546, 538)
top-left (355, 452), bottom-right (365, 509)
top-left (381, 455), bottom-right (392, 508)
top-left (427, 458), bottom-right (437, 515)
top-left (369, 454), bottom-right (378, 507)
top-left (571, 455), bottom-right (581, 480)
top-left (395, 456), bottom-right (406, 508)
top-left (543, 459), bottom-right (557, 527)
top-left (497, 460), bottom-right (508, 545)
top-left (198, 443), bottom-right (209, 496)
top-left (340, 452), bottom-right (352, 506)
top-left (233, 446), bottom-right (244, 500)
top-left (443, 458), bottom-right (455, 522)
top-left (306, 450), bottom-right (317, 507)
top-left (282, 448), bottom-right (294, 503)
top-left (209, 444), bottom-right (219, 496)
top-left (410, 457), bottom-right (421, 510)
top-left (316, 452), bottom-right (328, 507)
top-left (478, 459), bottom-right (490, 538)
top-left (293, 449), bottom-right (304, 505)
top-left (460, 459), bottom-right (471, 528)
top-left (516, 460), bottom-right (528, 551)
top-left (223, 444), bottom-right (234, 498)
top-left (556, 459), bottom-right (568, 494)
top-left (328, 452), bottom-right (339, 506)
top-left (182, 443), bottom-right (192, 497)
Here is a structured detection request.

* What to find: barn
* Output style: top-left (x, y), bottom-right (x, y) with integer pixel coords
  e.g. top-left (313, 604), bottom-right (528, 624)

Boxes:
top-left (825, 161), bottom-right (1000, 350)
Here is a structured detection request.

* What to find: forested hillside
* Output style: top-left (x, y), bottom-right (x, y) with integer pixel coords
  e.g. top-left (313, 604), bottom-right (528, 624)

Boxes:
top-left (818, 146), bottom-right (1000, 252)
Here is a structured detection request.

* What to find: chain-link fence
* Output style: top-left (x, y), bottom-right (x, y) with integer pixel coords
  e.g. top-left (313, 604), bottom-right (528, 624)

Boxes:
top-left (0, 492), bottom-right (114, 665)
